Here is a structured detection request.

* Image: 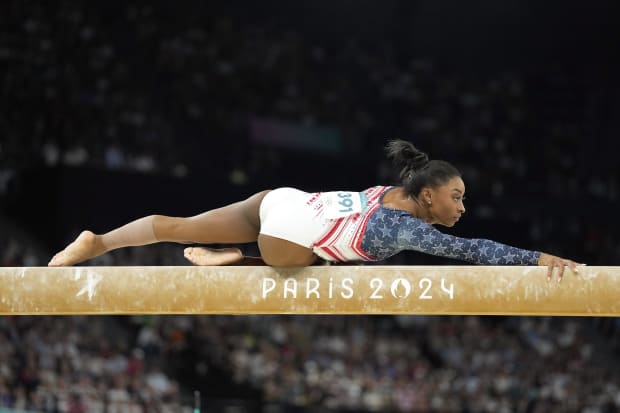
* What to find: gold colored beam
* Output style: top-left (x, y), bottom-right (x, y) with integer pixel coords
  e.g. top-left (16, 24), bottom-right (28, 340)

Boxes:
top-left (0, 266), bottom-right (618, 316)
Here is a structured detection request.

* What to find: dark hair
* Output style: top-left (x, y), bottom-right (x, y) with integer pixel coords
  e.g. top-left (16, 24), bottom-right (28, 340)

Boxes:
top-left (385, 140), bottom-right (461, 196)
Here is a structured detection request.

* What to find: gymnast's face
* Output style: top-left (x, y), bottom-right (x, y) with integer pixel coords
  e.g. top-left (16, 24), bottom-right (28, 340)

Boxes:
top-left (424, 176), bottom-right (466, 227)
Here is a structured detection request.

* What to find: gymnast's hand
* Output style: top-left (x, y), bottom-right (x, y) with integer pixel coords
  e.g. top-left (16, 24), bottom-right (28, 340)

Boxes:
top-left (537, 252), bottom-right (584, 282)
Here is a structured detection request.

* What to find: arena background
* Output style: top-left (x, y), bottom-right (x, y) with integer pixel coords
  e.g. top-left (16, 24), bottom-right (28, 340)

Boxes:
top-left (1, 1), bottom-right (619, 412)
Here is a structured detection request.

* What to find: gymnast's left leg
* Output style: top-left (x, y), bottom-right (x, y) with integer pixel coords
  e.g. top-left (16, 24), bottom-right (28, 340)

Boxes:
top-left (49, 190), bottom-right (271, 266)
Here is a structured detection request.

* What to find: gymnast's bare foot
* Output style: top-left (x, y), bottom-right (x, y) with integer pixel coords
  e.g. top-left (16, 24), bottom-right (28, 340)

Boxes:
top-left (184, 247), bottom-right (243, 266)
top-left (48, 231), bottom-right (105, 266)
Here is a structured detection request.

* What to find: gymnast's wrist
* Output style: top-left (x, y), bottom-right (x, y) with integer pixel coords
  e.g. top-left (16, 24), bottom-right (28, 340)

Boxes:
top-left (537, 252), bottom-right (551, 266)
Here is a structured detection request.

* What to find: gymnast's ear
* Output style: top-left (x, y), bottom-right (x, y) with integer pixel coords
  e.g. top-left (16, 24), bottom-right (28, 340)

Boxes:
top-left (420, 187), bottom-right (433, 205)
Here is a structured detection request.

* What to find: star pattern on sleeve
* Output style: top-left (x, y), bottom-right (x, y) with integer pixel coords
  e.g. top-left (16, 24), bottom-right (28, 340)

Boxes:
top-left (452, 239), bottom-right (464, 251)
top-left (374, 210), bottom-right (386, 221)
top-left (400, 230), bottom-right (414, 243)
top-left (361, 207), bottom-right (541, 265)
top-left (379, 225), bottom-right (392, 237)
top-left (370, 237), bottom-right (384, 248)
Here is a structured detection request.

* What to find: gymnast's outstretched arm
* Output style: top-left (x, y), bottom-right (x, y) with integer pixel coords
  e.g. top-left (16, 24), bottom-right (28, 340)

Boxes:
top-left (391, 216), bottom-right (583, 281)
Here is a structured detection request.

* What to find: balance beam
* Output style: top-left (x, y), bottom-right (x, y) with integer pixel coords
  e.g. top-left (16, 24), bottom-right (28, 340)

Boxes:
top-left (0, 266), bottom-right (618, 316)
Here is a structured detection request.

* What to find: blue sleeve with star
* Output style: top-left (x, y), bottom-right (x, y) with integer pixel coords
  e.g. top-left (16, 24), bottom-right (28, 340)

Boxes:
top-left (362, 208), bottom-right (541, 265)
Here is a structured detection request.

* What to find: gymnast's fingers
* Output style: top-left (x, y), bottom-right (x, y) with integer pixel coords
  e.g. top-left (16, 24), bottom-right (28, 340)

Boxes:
top-left (567, 260), bottom-right (580, 274)
top-left (546, 261), bottom-right (554, 282)
top-left (555, 259), bottom-right (566, 283)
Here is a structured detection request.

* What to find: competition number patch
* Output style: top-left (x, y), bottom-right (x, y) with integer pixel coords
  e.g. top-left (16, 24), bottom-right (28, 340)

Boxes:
top-left (322, 191), bottom-right (363, 219)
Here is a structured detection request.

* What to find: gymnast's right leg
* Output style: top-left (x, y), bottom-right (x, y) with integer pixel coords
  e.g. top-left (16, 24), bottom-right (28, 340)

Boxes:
top-left (48, 190), bottom-right (272, 266)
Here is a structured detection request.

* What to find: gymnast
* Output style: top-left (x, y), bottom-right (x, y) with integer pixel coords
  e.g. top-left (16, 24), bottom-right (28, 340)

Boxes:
top-left (49, 140), bottom-right (582, 280)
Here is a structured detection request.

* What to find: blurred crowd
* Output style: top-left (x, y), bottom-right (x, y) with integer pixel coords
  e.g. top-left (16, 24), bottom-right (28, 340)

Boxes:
top-left (0, 315), bottom-right (187, 412)
top-left (2, 2), bottom-right (618, 264)
top-left (199, 315), bottom-right (620, 412)
top-left (2, 1), bottom-right (620, 412)
top-left (1, 2), bottom-right (617, 194)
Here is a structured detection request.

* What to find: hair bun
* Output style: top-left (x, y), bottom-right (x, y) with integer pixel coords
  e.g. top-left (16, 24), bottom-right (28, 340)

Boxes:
top-left (385, 139), bottom-right (429, 180)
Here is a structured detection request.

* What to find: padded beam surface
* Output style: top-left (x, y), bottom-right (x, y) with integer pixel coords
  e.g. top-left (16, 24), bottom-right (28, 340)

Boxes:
top-left (0, 266), bottom-right (617, 315)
